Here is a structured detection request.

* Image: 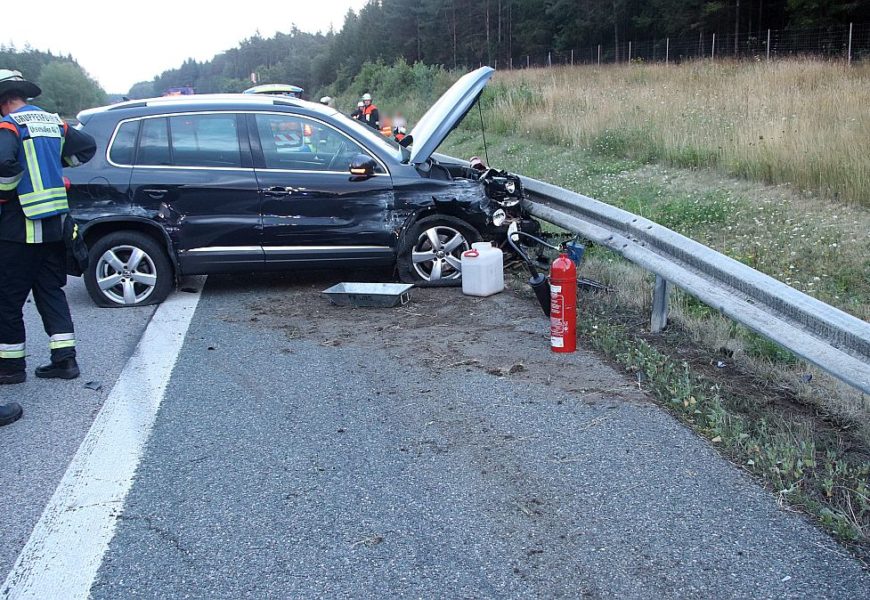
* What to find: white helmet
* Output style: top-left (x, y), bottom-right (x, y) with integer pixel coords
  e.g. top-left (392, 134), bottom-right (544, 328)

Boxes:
top-left (357, 101), bottom-right (364, 108)
top-left (319, 96), bottom-right (332, 105)
top-left (362, 93), bottom-right (372, 102)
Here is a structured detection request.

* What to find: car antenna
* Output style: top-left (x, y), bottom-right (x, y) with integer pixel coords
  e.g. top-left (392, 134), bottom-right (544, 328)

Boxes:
top-left (478, 101), bottom-right (490, 167)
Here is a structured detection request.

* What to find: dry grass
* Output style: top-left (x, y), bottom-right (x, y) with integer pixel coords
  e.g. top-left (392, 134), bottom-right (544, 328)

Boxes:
top-left (487, 59), bottom-right (870, 206)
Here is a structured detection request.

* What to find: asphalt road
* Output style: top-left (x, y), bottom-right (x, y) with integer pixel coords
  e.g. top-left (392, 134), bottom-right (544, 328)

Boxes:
top-left (0, 277), bottom-right (156, 578)
top-left (2, 273), bottom-right (868, 599)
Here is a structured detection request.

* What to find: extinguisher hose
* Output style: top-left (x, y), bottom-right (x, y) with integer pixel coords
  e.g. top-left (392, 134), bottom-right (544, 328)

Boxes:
top-left (507, 227), bottom-right (551, 317)
top-left (506, 227), bottom-right (539, 277)
top-left (512, 230), bottom-right (562, 251)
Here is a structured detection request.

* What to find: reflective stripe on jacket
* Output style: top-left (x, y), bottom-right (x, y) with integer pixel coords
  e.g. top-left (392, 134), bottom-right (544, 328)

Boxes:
top-left (0, 105), bottom-right (69, 219)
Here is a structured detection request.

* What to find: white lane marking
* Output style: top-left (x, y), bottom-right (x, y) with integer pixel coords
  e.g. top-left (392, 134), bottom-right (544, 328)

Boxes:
top-left (1, 276), bottom-right (207, 600)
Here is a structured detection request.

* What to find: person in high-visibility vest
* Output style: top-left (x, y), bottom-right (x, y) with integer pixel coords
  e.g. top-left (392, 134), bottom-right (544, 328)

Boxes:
top-left (0, 69), bottom-right (96, 417)
top-left (379, 115), bottom-right (392, 138)
top-left (361, 93), bottom-right (380, 130)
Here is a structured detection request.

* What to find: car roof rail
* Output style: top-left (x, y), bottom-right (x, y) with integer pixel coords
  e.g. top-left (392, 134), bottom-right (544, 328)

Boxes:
top-left (108, 101), bottom-right (146, 111)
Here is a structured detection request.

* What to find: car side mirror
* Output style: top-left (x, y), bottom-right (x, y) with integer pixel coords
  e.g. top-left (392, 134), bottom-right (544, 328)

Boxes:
top-left (349, 154), bottom-right (376, 180)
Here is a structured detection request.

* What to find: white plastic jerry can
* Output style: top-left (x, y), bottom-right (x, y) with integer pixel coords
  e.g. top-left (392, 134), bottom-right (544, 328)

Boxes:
top-left (461, 242), bottom-right (505, 297)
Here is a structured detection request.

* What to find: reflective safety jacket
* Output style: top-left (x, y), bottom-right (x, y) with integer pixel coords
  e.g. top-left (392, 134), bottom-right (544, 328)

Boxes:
top-left (362, 104), bottom-right (380, 130)
top-left (0, 105), bottom-right (69, 219)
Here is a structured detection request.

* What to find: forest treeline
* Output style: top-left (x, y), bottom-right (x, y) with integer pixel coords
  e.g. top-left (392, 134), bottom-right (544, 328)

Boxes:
top-left (142, 0), bottom-right (868, 99)
top-left (0, 48), bottom-right (105, 115)
top-left (2, 0), bottom-right (868, 114)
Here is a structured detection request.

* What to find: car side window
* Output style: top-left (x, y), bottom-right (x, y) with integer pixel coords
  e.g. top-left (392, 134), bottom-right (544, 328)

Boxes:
top-left (137, 118), bottom-right (171, 166)
top-left (254, 114), bottom-right (383, 173)
top-left (169, 114), bottom-right (241, 168)
top-left (109, 120), bottom-right (139, 165)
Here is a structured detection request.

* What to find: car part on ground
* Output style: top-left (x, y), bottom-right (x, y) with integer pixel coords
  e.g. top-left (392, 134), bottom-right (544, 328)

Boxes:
top-left (321, 282), bottom-right (414, 308)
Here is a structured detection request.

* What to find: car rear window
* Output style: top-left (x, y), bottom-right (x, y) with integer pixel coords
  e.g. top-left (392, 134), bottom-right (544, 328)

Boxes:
top-left (114, 113), bottom-right (244, 169)
top-left (109, 120), bottom-right (138, 165)
top-left (138, 118), bottom-right (171, 166)
top-left (169, 114), bottom-right (241, 168)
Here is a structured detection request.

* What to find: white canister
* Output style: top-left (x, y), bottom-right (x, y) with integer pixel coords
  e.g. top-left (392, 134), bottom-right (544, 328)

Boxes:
top-left (461, 242), bottom-right (505, 297)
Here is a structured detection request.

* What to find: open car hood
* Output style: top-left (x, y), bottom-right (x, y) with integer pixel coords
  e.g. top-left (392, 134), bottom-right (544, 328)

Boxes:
top-left (407, 66), bottom-right (494, 166)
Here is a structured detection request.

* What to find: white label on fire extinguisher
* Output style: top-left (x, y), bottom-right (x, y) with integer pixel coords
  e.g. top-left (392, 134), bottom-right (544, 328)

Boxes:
top-left (551, 336), bottom-right (564, 348)
top-left (551, 285), bottom-right (561, 294)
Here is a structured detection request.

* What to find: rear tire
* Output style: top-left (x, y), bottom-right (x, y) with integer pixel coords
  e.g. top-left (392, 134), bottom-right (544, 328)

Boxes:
top-left (397, 215), bottom-right (481, 287)
top-left (84, 231), bottom-right (174, 307)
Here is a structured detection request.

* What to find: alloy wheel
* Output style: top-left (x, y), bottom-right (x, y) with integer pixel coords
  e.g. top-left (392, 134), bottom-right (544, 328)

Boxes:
top-left (95, 245), bottom-right (159, 305)
top-left (411, 225), bottom-right (470, 282)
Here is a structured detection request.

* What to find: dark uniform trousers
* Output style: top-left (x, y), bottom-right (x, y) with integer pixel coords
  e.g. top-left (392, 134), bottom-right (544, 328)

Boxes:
top-left (0, 239), bottom-right (75, 373)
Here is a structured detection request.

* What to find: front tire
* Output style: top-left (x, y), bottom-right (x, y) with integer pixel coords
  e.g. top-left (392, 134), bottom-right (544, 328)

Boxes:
top-left (84, 231), bottom-right (174, 307)
top-left (397, 215), bottom-right (481, 287)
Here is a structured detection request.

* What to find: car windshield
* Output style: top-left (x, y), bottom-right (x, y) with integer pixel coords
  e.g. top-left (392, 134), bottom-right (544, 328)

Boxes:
top-left (339, 113), bottom-right (401, 156)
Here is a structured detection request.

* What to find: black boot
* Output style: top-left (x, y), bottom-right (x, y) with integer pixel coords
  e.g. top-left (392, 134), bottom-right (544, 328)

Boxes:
top-left (0, 370), bottom-right (26, 385)
top-left (0, 402), bottom-right (22, 427)
top-left (35, 357), bottom-right (80, 380)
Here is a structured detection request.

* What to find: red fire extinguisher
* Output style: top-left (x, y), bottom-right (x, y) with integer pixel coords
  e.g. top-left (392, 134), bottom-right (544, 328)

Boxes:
top-left (549, 251), bottom-right (577, 353)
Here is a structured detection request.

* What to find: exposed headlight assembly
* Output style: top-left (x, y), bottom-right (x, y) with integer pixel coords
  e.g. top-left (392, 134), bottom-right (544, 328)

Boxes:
top-left (492, 209), bottom-right (507, 226)
top-left (483, 171), bottom-right (522, 208)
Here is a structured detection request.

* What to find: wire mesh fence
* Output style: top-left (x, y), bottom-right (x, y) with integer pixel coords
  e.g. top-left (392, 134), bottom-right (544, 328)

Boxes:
top-left (495, 22), bottom-right (868, 69)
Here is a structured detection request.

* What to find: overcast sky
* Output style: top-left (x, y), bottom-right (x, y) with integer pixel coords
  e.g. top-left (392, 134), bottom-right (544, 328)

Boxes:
top-left (3, 0), bottom-right (358, 93)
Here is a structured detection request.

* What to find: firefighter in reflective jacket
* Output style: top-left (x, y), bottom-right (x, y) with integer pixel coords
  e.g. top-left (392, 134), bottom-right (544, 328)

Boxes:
top-left (361, 93), bottom-right (380, 130)
top-left (0, 70), bottom-right (96, 402)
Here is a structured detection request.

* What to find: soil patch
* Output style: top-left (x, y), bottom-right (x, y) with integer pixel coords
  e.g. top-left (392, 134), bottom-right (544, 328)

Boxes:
top-left (215, 269), bottom-right (647, 407)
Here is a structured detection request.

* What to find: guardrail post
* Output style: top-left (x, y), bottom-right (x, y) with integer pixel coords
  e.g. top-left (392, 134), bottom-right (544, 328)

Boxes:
top-left (847, 22), bottom-right (853, 66)
top-left (651, 275), bottom-right (670, 333)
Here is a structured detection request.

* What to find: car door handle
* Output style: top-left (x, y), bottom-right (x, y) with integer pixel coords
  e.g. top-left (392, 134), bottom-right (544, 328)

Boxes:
top-left (261, 186), bottom-right (295, 198)
top-left (142, 188), bottom-right (168, 199)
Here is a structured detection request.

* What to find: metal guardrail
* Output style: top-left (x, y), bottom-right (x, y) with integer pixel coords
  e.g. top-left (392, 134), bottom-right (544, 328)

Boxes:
top-left (519, 175), bottom-right (870, 395)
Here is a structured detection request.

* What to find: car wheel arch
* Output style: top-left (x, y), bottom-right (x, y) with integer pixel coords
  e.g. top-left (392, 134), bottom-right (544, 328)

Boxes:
top-left (81, 218), bottom-right (178, 273)
top-left (395, 204), bottom-right (483, 250)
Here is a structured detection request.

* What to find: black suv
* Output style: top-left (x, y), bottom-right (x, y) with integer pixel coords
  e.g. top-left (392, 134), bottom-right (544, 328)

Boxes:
top-left (68, 67), bottom-right (537, 306)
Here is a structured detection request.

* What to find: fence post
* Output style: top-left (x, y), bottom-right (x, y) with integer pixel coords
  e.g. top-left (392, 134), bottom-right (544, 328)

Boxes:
top-left (527, 55), bottom-right (530, 68)
top-left (651, 276), bottom-right (670, 333)
top-left (597, 44), bottom-right (601, 66)
top-left (766, 29), bottom-right (770, 61)
top-left (571, 49), bottom-right (574, 65)
top-left (510, 56), bottom-right (513, 69)
top-left (712, 33), bottom-right (716, 59)
top-left (666, 37), bottom-right (669, 65)
top-left (628, 41), bottom-right (632, 62)
top-left (548, 51), bottom-right (552, 67)
top-left (846, 23), bottom-right (852, 67)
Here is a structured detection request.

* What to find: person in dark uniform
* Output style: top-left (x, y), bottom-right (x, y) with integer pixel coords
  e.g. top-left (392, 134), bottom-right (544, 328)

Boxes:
top-left (350, 100), bottom-right (365, 121)
top-left (0, 69), bottom-right (96, 425)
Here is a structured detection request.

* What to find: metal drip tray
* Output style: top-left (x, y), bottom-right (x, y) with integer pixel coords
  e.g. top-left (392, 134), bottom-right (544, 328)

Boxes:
top-left (322, 282), bottom-right (414, 308)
